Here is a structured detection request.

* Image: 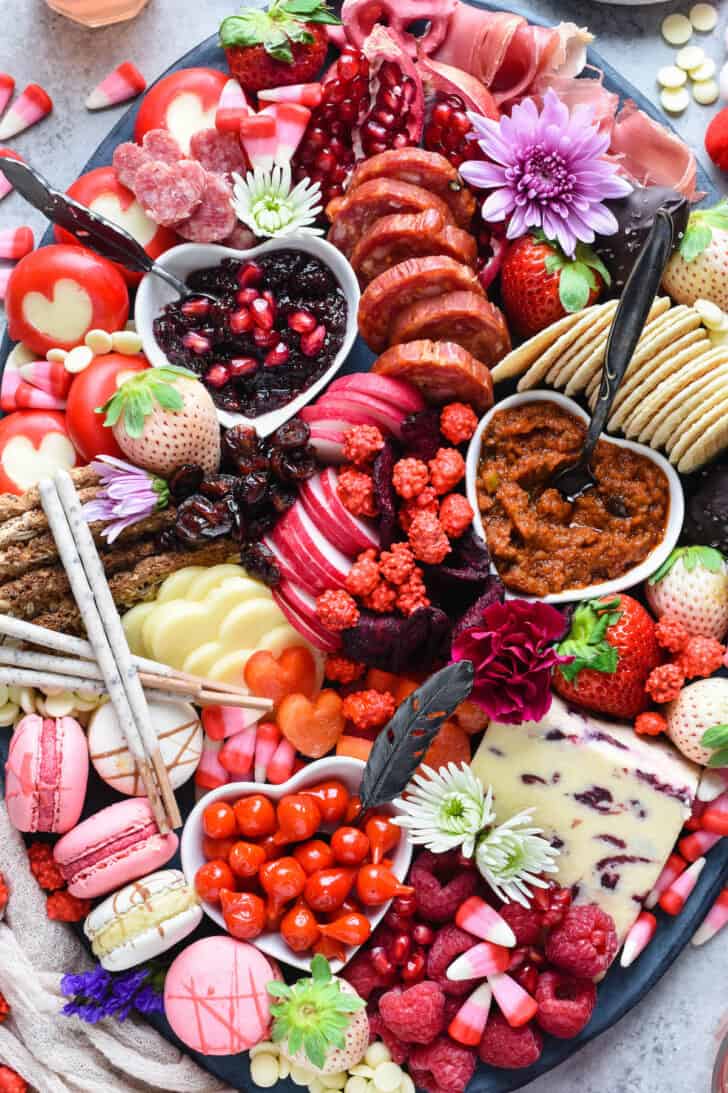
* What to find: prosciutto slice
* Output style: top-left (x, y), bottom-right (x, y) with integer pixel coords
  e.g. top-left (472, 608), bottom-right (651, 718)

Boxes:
top-left (609, 100), bottom-right (699, 200)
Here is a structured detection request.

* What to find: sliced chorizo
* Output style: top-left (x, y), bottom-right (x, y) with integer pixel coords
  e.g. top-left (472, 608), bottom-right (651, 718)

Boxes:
top-left (141, 128), bottom-right (184, 165)
top-left (373, 340), bottom-right (494, 412)
top-left (358, 255), bottom-right (483, 352)
top-left (112, 141), bottom-right (150, 191)
top-left (346, 148), bottom-right (476, 228)
top-left (388, 291), bottom-right (511, 366)
top-left (350, 208), bottom-right (477, 285)
top-left (326, 179), bottom-right (454, 257)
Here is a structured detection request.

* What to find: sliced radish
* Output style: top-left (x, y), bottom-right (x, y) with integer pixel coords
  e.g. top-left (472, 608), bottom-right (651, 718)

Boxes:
top-left (310, 395), bottom-right (405, 438)
top-left (328, 373), bottom-right (425, 414)
top-left (263, 534), bottom-right (321, 597)
top-left (320, 466), bottom-right (380, 551)
top-left (286, 502), bottom-right (352, 585)
top-left (309, 426), bottom-right (346, 463)
top-left (301, 403), bottom-right (382, 429)
top-left (272, 586), bottom-right (340, 652)
top-left (272, 512), bottom-right (332, 595)
top-left (300, 475), bottom-right (365, 557)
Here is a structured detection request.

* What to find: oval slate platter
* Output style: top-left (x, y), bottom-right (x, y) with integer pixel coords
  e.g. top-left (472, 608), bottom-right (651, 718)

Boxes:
top-left (0, 4), bottom-right (724, 1091)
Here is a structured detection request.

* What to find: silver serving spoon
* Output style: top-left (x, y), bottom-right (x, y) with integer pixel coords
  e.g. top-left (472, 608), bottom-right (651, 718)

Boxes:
top-left (0, 157), bottom-right (215, 302)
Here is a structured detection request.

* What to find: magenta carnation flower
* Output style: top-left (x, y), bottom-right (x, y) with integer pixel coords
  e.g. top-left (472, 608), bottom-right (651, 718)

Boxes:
top-left (451, 599), bottom-right (569, 724)
top-left (461, 89), bottom-right (632, 256)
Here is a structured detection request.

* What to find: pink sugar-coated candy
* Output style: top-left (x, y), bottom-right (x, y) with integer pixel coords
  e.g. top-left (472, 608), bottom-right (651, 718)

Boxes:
top-left (644, 852), bottom-right (687, 909)
top-left (448, 983), bottom-right (493, 1046)
top-left (258, 82), bottom-right (323, 107)
top-left (659, 856), bottom-right (706, 915)
top-left (201, 704), bottom-right (255, 741)
top-left (455, 896), bottom-right (516, 948)
top-left (679, 829), bottom-right (722, 862)
top-left (702, 790), bottom-right (728, 836)
top-left (240, 113), bottom-right (278, 172)
top-left (267, 738), bottom-right (296, 784)
top-left (446, 940), bottom-right (511, 981)
top-left (486, 972), bottom-right (538, 1028)
top-left (195, 736), bottom-right (228, 790)
top-left (254, 720), bottom-right (281, 782)
top-left (0, 74), bottom-right (14, 118)
top-left (18, 359), bottom-right (73, 398)
top-left (261, 102), bottom-right (311, 164)
top-left (0, 226), bottom-right (33, 260)
top-left (0, 148), bottom-right (23, 201)
top-left (86, 61), bottom-right (146, 111)
top-left (218, 726), bottom-right (256, 778)
top-left (4, 714), bottom-right (88, 834)
top-left (215, 78), bottom-right (251, 134)
top-left (692, 887), bottom-right (728, 946)
top-left (15, 379), bottom-right (65, 411)
top-left (619, 911), bottom-right (657, 968)
top-left (0, 83), bottom-right (52, 141)
top-left (0, 266), bottom-right (10, 302)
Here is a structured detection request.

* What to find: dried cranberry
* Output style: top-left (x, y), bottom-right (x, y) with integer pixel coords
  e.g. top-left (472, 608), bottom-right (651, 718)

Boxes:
top-left (270, 446), bottom-right (318, 483)
top-left (199, 475), bottom-right (236, 500)
top-left (268, 482), bottom-right (298, 514)
top-left (241, 542), bottom-right (281, 587)
top-left (234, 471), bottom-right (269, 507)
top-left (168, 463), bottom-right (204, 502)
top-left (270, 419), bottom-right (310, 450)
top-left (175, 495), bottom-right (234, 545)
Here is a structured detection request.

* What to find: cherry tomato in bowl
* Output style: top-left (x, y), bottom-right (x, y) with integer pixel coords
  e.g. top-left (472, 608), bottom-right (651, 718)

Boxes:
top-left (64, 352), bottom-right (148, 462)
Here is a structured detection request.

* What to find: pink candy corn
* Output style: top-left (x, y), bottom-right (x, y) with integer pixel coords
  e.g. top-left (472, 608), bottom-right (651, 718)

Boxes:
top-left (86, 61), bottom-right (146, 111)
top-left (240, 113), bottom-right (278, 172)
top-left (258, 82), bottom-right (323, 108)
top-left (0, 367), bottom-right (20, 411)
top-left (679, 829), bottom-right (721, 862)
top-left (702, 791), bottom-right (728, 836)
top-left (659, 856), bottom-right (706, 915)
top-left (447, 941), bottom-right (511, 981)
top-left (267, 738), bottom-right (296, 784)
top-left (0, 267), bottom-right (10, 303)
top-left (254, 720), bottom-right (281, 782)
top-left (0, 148), bottom-right (23, 201)
top-left (195, 736), bottom-right (228, 790)
top-left (487, 972), bottom-right (538, 1028)
top-left (18, 360), bottom-right (72, 398)
top-left (692, 887), bottom-right (728, 946)
top-left (0, 74), bottom-right (14, 118)
top-left (645, 852), bottom-right (686, 909)
top-left (15, 380), bottom-right (65, 411)
top-left (0, 226), bottom-right (33, 260)
top-left (202, 704), bottom-right (255, 741)
top-left (261, 102), bottom-right (311, 164)
top-left (0, 84), bottom-right (52, 141)
top-left (448, 983), bottom-right (492, 1046)
top-left (619, 911), bottom-right (657, 968)
top-left (219, 725), bottom-right (256, 778)
top-left (215, 78), bottom-right (252, 134)
top-left (456, 896), bottom-right (516, 948)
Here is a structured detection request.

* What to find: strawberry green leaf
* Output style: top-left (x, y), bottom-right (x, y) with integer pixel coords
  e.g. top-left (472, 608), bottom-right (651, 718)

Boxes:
top-left (123, 395), bottom-right (146, 439)
top-left (707, 747), bottom-right (728, 768)
top-left (701, 724), bottom-right (728, 748)
top-left (556, 598), bottom-right (622, 682)
top-left (679, 201), bottom-right (728, 262)
top-left (649, 545), bottom-right (725, 583)
top-left (558, 261), bottom-right (597, 313)
top-left (701, 199), bottom-right (728, 231)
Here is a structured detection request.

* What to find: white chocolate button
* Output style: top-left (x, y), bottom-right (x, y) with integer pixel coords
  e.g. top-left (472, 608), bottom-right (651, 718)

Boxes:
top-left (46, 348), bottom-right (67, 364)
top-left (658, 65), bottom-right (687, 89)
top-left (661, 87), bottom-right (690, 113)
top-left (662, 13), bottom-right (693, 45)
top-left (64, 345), bottom-right (94, 374)
top-left (345, 1080), bottom-right (369, 1093)
top-left (690, 3), bottom-right (718, 31)
top-left (0, 685), bottom-right (8, 708)
top-left (350, 1067), bottom-right (376, 1079)
top-left (85, 328), bottom-right (113, 354)
top-left (111, 329), bottom-right (143, 355)
top-left (250, 1054), bottom-right (280, 1088)
top-left (250, 1042), bottom-right (279, 1058)
top-left (690, 58), bottom-right (716, 81)
top-left (321, 1074), bottom-right (347, 1090)
top-left (278, 1057), bottom-right (291, 1080)
top-left (18, 687), bottom-right (36, 714)
top-left (373, 1063), bottom-right (402, 1093)
top-left (708, 326), bottom-right (728, 347)
top-left (695, 298), bottom-right (727, 330)
top-left (365, 1045), bottom-right (391, 1069)
top-left (291, 1065), bottom-right (315, 1087)
top-left (43, 690), bottom-right (76, 717)
top-left (677, 45), bottom-right (705, 71)
top-left (308, 1080), bottom-right (325, 1093)
top-left (399, 1077), bottom-right (415, 1093)
top-left (0, 702), bottom-right (19, 727)
top-left (693, 78), bottom-right (719, 103)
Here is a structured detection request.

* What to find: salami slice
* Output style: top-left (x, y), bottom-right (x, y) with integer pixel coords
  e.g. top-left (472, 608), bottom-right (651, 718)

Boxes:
top-left (134, 159), bottom-right (206, 227)
top-left (112, 141), bottom-right (149, 191)
top-left (326, 180), bottom-right (454, 258)
top-left (373, 340), bottom-right (494, 412)
top-left (141, 128), bottom-right (184, 165)
top-left (223, 222), bottom-right (258, 251)
top-left (175, 173), bottom-right (237, 242)
top-left (350, 208), bottom-right (477, 285)
top-left (347, 149), bottom-right (476, 228)
top-left (388, 291), bottom-right (511, 366)
top-left (189, 128), bottom-right (246, 176)
top-left (358, 255), bottom-right (483, 352)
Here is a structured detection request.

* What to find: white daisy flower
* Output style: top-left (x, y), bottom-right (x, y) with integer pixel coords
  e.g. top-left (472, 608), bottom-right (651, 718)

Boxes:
top-left (231, 163), bottom-right (323, 239)
top-left (475, 808), bottom-right (560, 908)
top-left (392, 762), bottom-right (495, 858)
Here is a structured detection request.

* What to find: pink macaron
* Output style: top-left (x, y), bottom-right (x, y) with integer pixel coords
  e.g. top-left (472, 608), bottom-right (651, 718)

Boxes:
top-left (53, 798), bottom-right (179, 899)
top-left (5, 714), bottom-right (88, 833)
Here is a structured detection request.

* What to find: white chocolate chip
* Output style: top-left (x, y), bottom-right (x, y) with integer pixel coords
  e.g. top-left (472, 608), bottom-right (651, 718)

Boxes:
top-left (677, 44), bottom-right (705, 71)
top-left (250, 1054), bottom-right (281, 1088)
top-left (111, 329), bottom-right (143, 355)
top-left (658, 65), bottom-right (687, 89)
top-left (689, 58), bottom-right (716, 81)
top-left (308, 1080), bottom-right (325, 1093)
top-left (0, 686), bottom-right (8, 708)
top-left (18, 687), bottom-right (36, 714)
top-left (46, 348), bottom-right (67, 364)
top-left (660, 87), bottom-right (690, 113)
top-left (346, 1080), bottom-right (370, 1093)
top-left (365, 1045), bottom-right (392, 1069)
top-left (694, 298), bottom-right (726, 330)
top-left (373, 1063), bottom-right (402, 1093)
top-left (321, 1073), bottom-right (347, 1089)
top-left (690, 3), bottom-right (718, 32)
top-left (398, 1076), bottom-right (415, 1093)
top-left (64, 345), bottom-right (94, 374)
top-left (278, 1057), bottom-right (291, 1080)
top-left (693, 78), bottom-right (719, 103)
top-left (662, 13), bottom-right (693, 45)
top-left (85, 328), bottom-right (113, 355)
top-left (250, 1043), bottom-right (280, 1059)
top-left (291, 1065), bottom-right (316, 1086)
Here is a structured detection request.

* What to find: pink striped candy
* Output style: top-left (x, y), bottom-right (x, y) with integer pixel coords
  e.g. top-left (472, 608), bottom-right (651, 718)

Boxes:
top-left (258, 82), bottom-right (323, 108)
top-left (15, 380), bottom-right (65, 410)
top-left (487, 972), bottom-right (538, 1028)
top-left (692, 887), bottom-right (728, 946)
top-left (215, 78), bottom-right (252, 134)
top-left (0, 367), bottom-right (21, 411)
top-left (447, 941), bottom-right (511, 981)
top-left (201, 704), bottom-right (256, 741)
top-left (240, 113), bottom-right (278, 172)
top-left (18, 360), bottom-right (73, 398)
top-left (0, 148), bottom-right (24, 201)
top-left (645, 852), bottom-right (686, 909)
top-left (619, 911), bottom-right (657, 968)
top-left (0, 73), bottom-right (14, 118)
top-left (0, 266), bottom-right (10, 302)
top-left (0, 226), bottom-right (33, 260)
top-left (448, 983), bottom-right (492, 1046)
top-left (261, 102), bottom-right (311, 164)
top-left (267, 738), bottom-right (296, 784)
top-left (456, 896), bottom-right (516, 948)
top-left (678, 829), bottom-right (721, 862)
top-left (659, 856), bottom-right (706, 915)
top-left (702, 790), bottom-right (728, 836)
top-left (254, 720), bottom-right (281, 782)
top-left (0, 83), bottom-right (52, 141)
top-left (194, 735), bottom-right (228, 790)
top-left (219, 725), bottom-right (256, 778)
top-left (86, 61), bottom-right (146, 111)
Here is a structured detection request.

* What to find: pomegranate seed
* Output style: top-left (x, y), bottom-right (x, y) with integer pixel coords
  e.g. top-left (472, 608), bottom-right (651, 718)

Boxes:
top-left (371, 946), bottom-right (395, 977)
top-left (452, 110), bottom-right (472, 135)
top-left (182, 331), bottom-right (211, 354)
top-left (513, 964), bottom-right (539, 996)
top-left (288, 309), bottom-right (317, 334)
top-left (264, 342), bottom-right (290, 367)
top-left (181, 297), bottom-right (210, 318)
top-left (374, 109), bottom-right (396, 129)
top-left (251, 297), bottom-right (274, 331)
top-left (392, 131), bottom-right (410, 149)
top-left (229, 356), bottom-right (258, 377)
top-left (338, 99), bottom-right (358, 124)
top-left (236, 287), bottom-right (259, 307)
top-left (300, 324), bottom-right (326, 357)
top-left (262, 289), bottom-right (277, 318)
top-left (331, 164), bottom-right (347, 184)
top-left (384, 911), bottom-right (409, 932)
top-left (401, 949), bottom-right (426, 983)
top-left (389, 934), bottom-right (411, 965)
top-left (229, 308), bottom-right (252, 334)
top-left (316, 150), bottom-right (336, 174)
top-left (205, 364), bottom-right (229, 388)
top-left (237, 261), bottom-right (263, 288)
top-left (380, 89), bottom-right (401, 113)
top-left (432, 102), bottom-right (451, 127)
top-left (327, 79), bottom-right (346, 104)
top-left (307, 127), bottom-right (326, 151)
top-left (338, 52), bottom-right (360, 81)
top-left (253, 327), bottom-right (277, 348)
top-left (392, 894), bottom-right (417, 917)
top-left (412, 923), bottom-right (435, 946)
top-left (401, 79), bottom-right (416, 105)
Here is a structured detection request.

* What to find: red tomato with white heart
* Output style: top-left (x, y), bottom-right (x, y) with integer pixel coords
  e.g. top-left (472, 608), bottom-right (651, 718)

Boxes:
top-left (55, 168), bottom-right (178, 286)
top-left (0, 411), bottom-right (79, 495)
top-left (5, 245), bottom-right (129, 357)
top-left (65, 352), bottom-right (149, 462)
top-left (134, 67), bottom-right (229, 154)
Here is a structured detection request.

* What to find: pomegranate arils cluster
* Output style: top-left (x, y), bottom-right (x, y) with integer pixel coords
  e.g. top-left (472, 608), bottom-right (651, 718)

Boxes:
top-left (359, 61), bottom-right (417, 158)
top-left (424, 94), bottom-right (482, 168)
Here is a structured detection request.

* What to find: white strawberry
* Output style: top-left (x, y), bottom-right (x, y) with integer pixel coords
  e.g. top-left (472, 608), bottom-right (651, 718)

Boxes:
top-left (661, 201), bottom-right (728, 310)
top-left (646, 546), bottom-right (728, 639)
top-left (99, 365), bottom-right (220, 477)
top-left (665, 677), bottom-right (728, 765)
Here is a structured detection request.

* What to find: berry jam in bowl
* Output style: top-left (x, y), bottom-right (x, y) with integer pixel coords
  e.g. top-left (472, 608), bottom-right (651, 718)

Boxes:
top-left (135, 235), bottom-right (359, 437)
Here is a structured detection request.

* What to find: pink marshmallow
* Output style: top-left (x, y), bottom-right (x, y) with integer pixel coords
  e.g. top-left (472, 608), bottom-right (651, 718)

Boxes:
top-left (0, 83), bottom-right (52, 141)
top-left (619, 911), bottom-right (657, 968)
top-left (0, 74), bottom-right (14, 119)
top-left (0, 226), bottom-right (33, 260)
top-left (219, 726), bottom-right (256, 778)
top-left (448, 983), bottom-right (492, 1046)
top-left (261, 102), bottom-right (311, 164)
top-left (254, 720), bottom-right (280, 782)
top-left (86, 61), bottom-right (146, 111)
top-left (240, 113), bottom-right (278, 172)
top-left (258, 82), bottom-right (323, 108)
top-left (267, 738), bottom-right (296, 784)
top-left (692, 887), bottom-right (728, 946)
top-left (446, 941), bottom-right (511, 981)
top-left (18, 360), bottom-right (73, 399)
top-left (456, 896), bottom-right (516, 948)
top-left (487, 972), bottom-right (538, 1028)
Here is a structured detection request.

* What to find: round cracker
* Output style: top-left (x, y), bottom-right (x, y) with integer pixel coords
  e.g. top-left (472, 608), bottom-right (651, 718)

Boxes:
top-left (640, 349), bottom-right (727, 445)
top-left (668, 380), bottom-right (728, 463)
top-left (491, 310), bottom-right (584, 383)
top-left (584, 297), bottom-right (674, 402)
top-left (679, 413), bottom-right (728, 473)
top-left (544, 300), bottom-right (619, 389)
top-left (649, 364), bottom-right (728, 453)
top-left (569, 297), bottom-right (672, 399)
top-left (615, 329), bottom-right (712, 434)
top-left (516, 303), bottom-right (612, 391)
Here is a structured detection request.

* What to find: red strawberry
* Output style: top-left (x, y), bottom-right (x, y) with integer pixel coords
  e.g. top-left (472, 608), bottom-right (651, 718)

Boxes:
top-left (500, 232), bottom-right (608, 338)
top-left (219, 0), bottom-right (339, 93)
top-left (552, 595), bottom-right (659, 719)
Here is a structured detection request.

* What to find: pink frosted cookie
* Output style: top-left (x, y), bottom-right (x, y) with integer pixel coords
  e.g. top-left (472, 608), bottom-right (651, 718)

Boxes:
top-left (164, 937), bottom-right (274, 1055)
top-left (53, 798), bottom-right (178, 899)
top-left (4, 714), bottom-right (88, 833)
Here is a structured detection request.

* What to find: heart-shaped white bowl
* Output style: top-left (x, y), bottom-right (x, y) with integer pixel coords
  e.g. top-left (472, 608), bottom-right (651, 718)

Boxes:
top-left (465, 390), bottom-right (684, 604)
top-left (135, 235), bottom-right (360, 437)
top-left (180, 756), bottom-right (411, 973)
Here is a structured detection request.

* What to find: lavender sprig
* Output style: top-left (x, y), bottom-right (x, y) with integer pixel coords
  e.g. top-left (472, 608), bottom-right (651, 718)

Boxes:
top-left (61, 961), bottom-right (164, 1023)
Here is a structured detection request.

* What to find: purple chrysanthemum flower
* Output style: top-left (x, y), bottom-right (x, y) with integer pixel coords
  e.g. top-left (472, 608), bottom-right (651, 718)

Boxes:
top-left (461, 89), bottom-right (632, 256)
top-left (82, 455), bottom-right (169, 544)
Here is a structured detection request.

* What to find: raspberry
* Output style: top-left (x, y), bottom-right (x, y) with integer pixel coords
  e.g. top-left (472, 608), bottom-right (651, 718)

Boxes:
top-left (392, 458), bottom-right (430, 500)
top-left (316, 589), bottom-right (360, 631)
top-left (337, 467), bottom-right (378, 518)
top-left (499, 901), bottom-right (543, 946)
top-left (343, 950), bottom-right (397, 1000)
top-left (379, 981), bottom-right (446, 1044)
top-left (409, 1036), bottom-right (476, 1093)
top-left (634, 710), bottom-right (667, 736)
top-left (438, 494), bottom-right (474, 539)
top-left (396, 569), bottom-right (430, 616)
top-left (411, 850), bottom-right (479, 926)
top-left (324, 655), bottom-right (365, 684)
top-left (677, 635), bottom-right (726, 678)
top-left (345, 550), bottom-right (381, 597)
top-left (545, 904), bottom-right (618, 978)
top-left (399, 486), bottom-right (439, 532)
top-left (440, 403), bottom-right (478, 446)
top-left (379, 542), bottom-right (416, 586)
top-left (0, 1067), bottom-right (28, 1093)
top-left (368, 1013), bottom-right (410, 1064)
top-left (408, 511), bottom-right (450, 565)
top-left (361, 581), bottom-right (398, 614)
top-left (478, 1011), bottom-right (543, 1069)
top-left (27, 842), bottom-right (64, 890)
top-left (342, 689), bottom-right (396, 731)
top-left (535, 970), bottom-right (596, 1039)
top-left (0, 991), bottom-right (9, 1023)
top-left (426, 925), bottom-right (479, 997)
top-left (342, 425), bottom-right (385, 466)
top-left (46, 890), bottom-right (92, 922)
top-left (532, 883), bottom-right (573, 929)
top-left (654, 615), bottom-right (690, 653)
top-left (645, 663), bottom-right (685, 703)
top-left (428, 448), bottom-right (465, 495)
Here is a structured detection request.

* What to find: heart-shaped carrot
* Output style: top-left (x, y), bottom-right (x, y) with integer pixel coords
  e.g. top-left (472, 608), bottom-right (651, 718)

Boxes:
top-left (277, 690), bottom-right (345, 759)
top-left (244, 646), bottom-right (317, 707)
